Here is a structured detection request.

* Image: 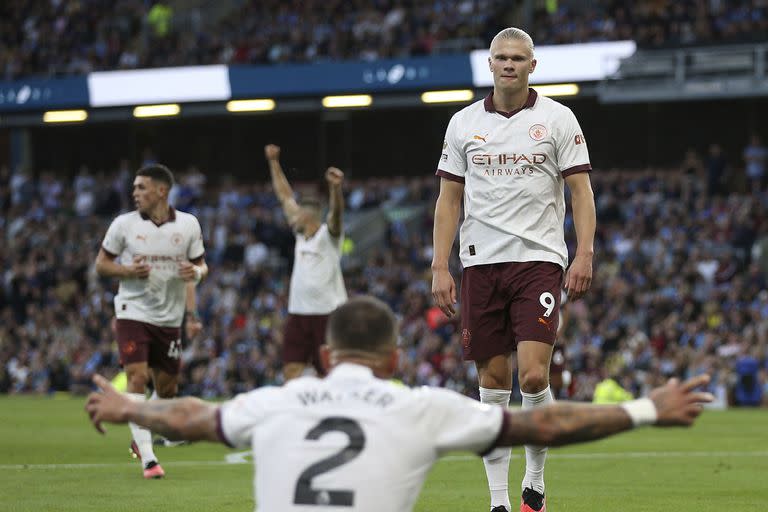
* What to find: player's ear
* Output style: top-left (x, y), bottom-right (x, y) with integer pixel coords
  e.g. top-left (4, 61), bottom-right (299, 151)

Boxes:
top-left (488, 56), bottom-right (492, 72)
top-left (530, 58), bottom-right (537, 73)
top-left (153, 180), bottom-right (168, 198)
top-left (319, 344), bottom-right (332, 373)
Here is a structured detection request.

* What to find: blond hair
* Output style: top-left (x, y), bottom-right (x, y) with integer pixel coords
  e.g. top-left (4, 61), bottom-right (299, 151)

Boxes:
top-left (490, 27), bottom-right (535, 55)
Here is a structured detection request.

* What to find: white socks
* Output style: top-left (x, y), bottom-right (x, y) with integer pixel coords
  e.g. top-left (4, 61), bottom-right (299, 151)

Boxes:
top-left (128, 393), bottom-right (157, 466)
top-left (480, 387), bottom-right (512, 511)
top-left (521, 386), bottom-right (554, 494)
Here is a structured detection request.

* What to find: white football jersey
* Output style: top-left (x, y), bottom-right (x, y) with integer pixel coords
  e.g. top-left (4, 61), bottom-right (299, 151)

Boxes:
top-left (288, 223), bottom-right (347, 315)
top-left (101, 208), bottom-right (205, 327)
top-left (437, 90), bottom-right (591, 269)
top-left (218, 363), bottom-right (506, 512)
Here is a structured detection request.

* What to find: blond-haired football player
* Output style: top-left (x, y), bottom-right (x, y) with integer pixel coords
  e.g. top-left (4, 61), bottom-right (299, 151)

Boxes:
top-left (432, 27), bottom-right (596, 512)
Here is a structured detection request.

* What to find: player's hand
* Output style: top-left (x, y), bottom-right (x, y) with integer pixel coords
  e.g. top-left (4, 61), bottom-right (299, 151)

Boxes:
top-left (432, 268), bottom-right (457, 317)
top-left (125, 255), bottom-right (151, 279)
top-left (178, 261), bottom-right (201, 282)
top-left (649, 374), bottom-right (714, 427)
top-left (185, 316), bottom-right (203, 339)
top-left (264, 144), bottom-right (280, 162)
top-left (85, 374), bottom-right (132, 434)
top-left (325, 167), bottom-right (344, 186)
top-left (564, 253), bottom-right (592, 301)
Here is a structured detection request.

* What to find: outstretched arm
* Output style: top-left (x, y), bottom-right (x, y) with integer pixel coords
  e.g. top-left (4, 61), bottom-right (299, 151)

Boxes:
top-left (86, 375), bottom-right (220, 442)
top-left (265, 144), bottom-right (301, 226)
top-left (497, 375), bottom-right (713, 447)
top-left (325, 167), bottom-right (344, 237)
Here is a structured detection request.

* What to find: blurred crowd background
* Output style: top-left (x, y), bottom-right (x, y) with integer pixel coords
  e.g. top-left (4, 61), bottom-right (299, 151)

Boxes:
top-left (1, 0), bottom-right (767, 408)
top-left (2, 0), bottom-right (767, 80)
top-left (1, 135), bottom-right (767, 407)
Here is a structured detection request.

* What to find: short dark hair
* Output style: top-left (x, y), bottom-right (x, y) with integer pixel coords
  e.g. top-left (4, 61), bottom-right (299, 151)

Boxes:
top-left (136, 164), bottom-right (174, 189)
top-left (327, 296), bottom-right (398, 352)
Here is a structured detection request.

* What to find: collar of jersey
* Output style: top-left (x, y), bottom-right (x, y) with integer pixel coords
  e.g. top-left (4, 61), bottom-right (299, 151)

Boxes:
top-left (329, 362), bottom-right (375, 379)
top-left (484, 88), bottom-right (537, 118)
top-left (140, 206), bottom-right (176, 226)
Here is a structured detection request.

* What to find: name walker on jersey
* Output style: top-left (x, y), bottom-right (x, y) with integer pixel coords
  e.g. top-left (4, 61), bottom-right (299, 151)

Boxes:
top-left (297, 387), bottom-right (394, 408)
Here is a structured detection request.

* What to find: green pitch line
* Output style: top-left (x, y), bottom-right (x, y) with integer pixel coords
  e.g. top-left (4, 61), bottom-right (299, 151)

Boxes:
top-left (1, 396), bottom-right (766, 512)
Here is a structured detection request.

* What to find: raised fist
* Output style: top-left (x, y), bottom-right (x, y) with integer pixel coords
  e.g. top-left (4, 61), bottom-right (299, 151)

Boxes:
top-left (264, 144), bottom-right (281, 162)
top-left (325, 167), bottom-right (344, 186)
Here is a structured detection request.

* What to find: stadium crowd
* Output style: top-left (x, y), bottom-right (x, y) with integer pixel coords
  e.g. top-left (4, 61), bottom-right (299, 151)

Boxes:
top-left (0, 146), bottom-right (766, 407)
top-left (2, 0), bottom-right (767, 80)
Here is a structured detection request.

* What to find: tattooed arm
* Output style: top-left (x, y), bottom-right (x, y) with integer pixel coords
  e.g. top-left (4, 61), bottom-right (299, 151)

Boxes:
top-left (126, 397), bottom-right (219, 442)
top-left (498, 375), bottom-right (714, 447)
top-left (85, 375), bottom-right (220, 443)
top-left (500, 403), bottom-right (633, 447)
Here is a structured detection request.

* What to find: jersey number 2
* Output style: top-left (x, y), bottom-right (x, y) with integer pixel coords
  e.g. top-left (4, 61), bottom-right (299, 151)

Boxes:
top-left (293, 417), bottom-right (365, 507)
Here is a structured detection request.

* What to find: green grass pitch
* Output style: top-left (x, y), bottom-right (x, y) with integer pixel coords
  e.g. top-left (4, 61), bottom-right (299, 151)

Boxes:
top-left (1, 396), bottom-right (766, 511)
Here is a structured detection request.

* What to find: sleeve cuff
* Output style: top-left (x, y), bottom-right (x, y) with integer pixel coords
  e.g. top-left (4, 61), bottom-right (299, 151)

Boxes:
top-left (478, 408), bottom-right (509, 457)
top-left (215, 407), bottom-right (234, 448)
top-left (189, 253), bottom-right (205, 264)
top-left (101, 246), bottom-right (118, 257)
top-left (436, 169), bottom-right (465, 184)
top-left (561, 164), bottom-right (592, 177)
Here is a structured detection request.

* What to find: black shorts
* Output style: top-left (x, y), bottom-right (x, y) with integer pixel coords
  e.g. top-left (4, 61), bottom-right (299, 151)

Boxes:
top-left (283, 313), bottom-right (329, 376)
top-left (460, 261), bottom-right (563, 361)
top-left (116, 319), bottom-right (182, 374)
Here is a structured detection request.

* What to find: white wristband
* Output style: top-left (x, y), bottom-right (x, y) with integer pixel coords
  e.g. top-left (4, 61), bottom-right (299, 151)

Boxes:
top-left (192, 265), bottom-right (202, 283)
top-left (620, 398), bottom-right (658, 427)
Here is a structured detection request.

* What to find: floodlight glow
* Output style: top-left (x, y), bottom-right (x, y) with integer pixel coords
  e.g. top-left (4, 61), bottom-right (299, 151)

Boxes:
top-left (43, 110), bottom-right (88, 123)
top-left (420, 90), bottom-right (475, 104)
top-left (531, 84), bottom-right (580, 96)
top-left (322, 95), bottom-right (373, 108)
top-left (226, 99), bottom-right (276, 112)
top-left (133, 104), bottom-right (181, 118)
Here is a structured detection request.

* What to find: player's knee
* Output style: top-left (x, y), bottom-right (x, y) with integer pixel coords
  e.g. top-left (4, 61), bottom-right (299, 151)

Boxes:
top-left (126, 370), bottom-right (150, 392)
top-left (479, 371), bottom-right (512, 390)
top-left (519, 368), bottom-right (549, 393)
top-left (156, 382), bottom-right (178, 398)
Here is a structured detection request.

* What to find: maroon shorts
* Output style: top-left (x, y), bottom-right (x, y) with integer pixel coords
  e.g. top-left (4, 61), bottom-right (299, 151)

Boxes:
top-left (115, 319), bottom-right (182, 375)
top-left (283, 313), bottom-right (329, 376)
top-left (460, 262), bottom-right (563, 361)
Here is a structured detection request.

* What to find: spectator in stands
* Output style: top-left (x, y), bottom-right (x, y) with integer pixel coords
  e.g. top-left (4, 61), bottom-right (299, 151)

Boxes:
top-left (743, 134), bottom-right (767, 192)
top-left (706, 143), bottom-right (727, 197)
top-left (6, 1), bottom-right (766, 77)
top-left (734, 347), bottom-right (763, 406)
top-left (0, 159), bottom-right (766, 421)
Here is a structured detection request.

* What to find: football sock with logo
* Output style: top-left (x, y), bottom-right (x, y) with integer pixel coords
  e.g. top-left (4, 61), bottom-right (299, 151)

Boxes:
top-left (521, 386), bottom-right (554, 495)
top-left (128, 393), bottom-right (157, 466)
top-left (480, 387), bottom-right (512, 511)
